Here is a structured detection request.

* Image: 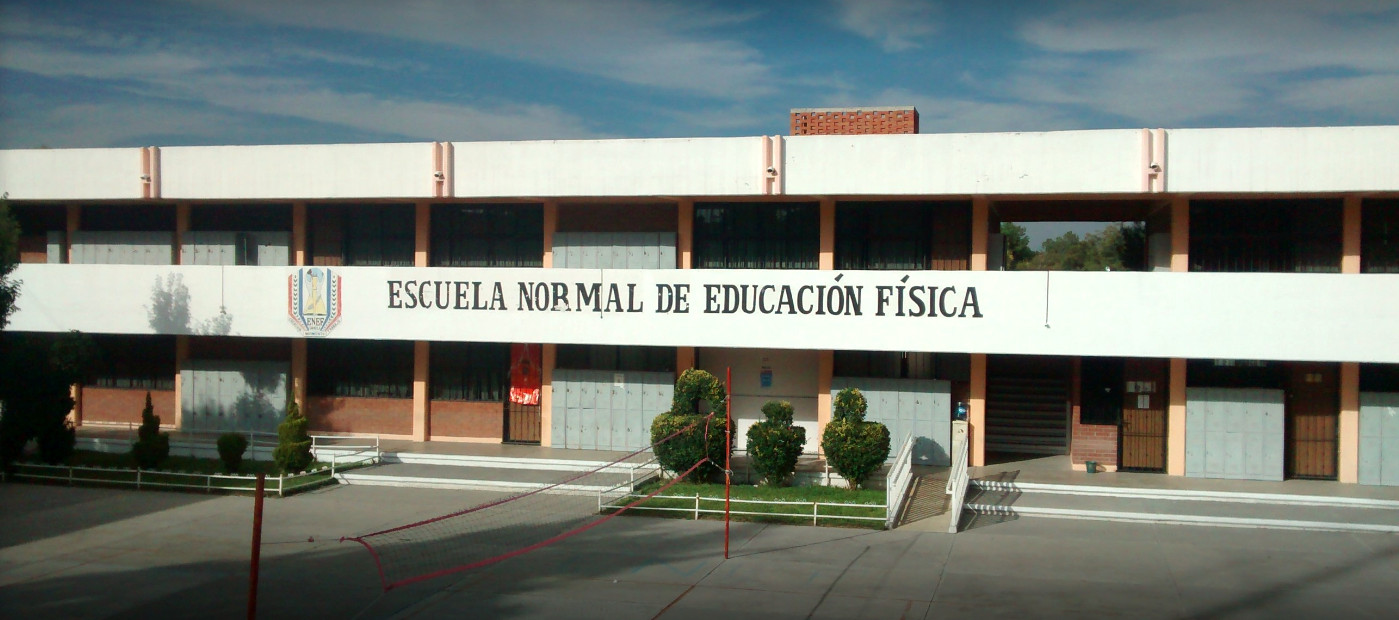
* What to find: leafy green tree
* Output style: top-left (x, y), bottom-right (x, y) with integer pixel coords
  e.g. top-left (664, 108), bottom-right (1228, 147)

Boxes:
top-left (274, 399), bottom-right (313, 474)
top-left (131, 392), bottom-right (171, 469)
top-left (820, 388), bottom-right (890, 489)
top-left (1000, 222), bottom-right (1038, 270)
top-left (745, 400), bottom-right (805, 486)
top-left (1024, 223), bottom-right (1146, 271)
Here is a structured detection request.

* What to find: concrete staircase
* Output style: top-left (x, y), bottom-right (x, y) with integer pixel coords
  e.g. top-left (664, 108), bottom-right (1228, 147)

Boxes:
top-left (334, 450), bottom-right (660, 494)
top-left (961, 479), bottom-right (1399, 533)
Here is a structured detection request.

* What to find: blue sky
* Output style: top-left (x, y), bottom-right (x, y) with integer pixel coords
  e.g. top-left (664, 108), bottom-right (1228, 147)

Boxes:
top-left (3, 0), bottom-right (1397, 149)
top-left (2, 0), bottom-right (1398, 243)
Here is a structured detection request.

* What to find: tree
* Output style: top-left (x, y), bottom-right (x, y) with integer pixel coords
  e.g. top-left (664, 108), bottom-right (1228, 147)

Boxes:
top-left (1024, 223), bottom-right (1147, 271)
top-left (820, 388), bottom-right (891, 489)
top-left (1000, 222), bottom-right (1038, 270)
top-left (0, 196), bottom-right (20, 331)
top-left (0, 332), bottom-right (95, 467)
top-left (274, 399), bottom-right (313, 474)
top-left (745, 400), bottom-right (805, 486)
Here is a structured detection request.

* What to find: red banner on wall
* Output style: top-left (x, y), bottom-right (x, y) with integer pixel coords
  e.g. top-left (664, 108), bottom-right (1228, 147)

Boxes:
top-left (509, 343), bottom-right (541, 406)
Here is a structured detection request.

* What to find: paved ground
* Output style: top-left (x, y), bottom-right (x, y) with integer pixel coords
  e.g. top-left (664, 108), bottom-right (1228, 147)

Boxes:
top-left (2, 482), bottom-right (1397, 619)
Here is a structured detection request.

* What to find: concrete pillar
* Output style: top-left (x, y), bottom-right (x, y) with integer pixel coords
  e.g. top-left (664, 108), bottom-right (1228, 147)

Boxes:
top-left (969, 353), bottom-right (987, 466)
top-left (819, 198), bottom-right (835, 270)
top-left (816, 199), bottom-right (835, 444)
top-left (677, 199), bottom-right (695, 374)
top-left (69, 385), bottom-right (83, 427)
top-left (66, 206), bottom-right (82, 421)
top-left (1338, 197), bottom-right (1362, 483)
top-left (971, 197), bottom-right (989, 271)
top-left (291, 339), bottom-right (307, 412)
top-left (676, 347), bottom-right (696, 374)
top-left (1167, 357), bottom-right (1187, 475)
top-left (540, 344), bottom-right (556, 447)
top-left (65, 204), bottom-right (80, 263)
top-left (1339, 362), bottom-right (1360, 483)
top-left (678, 199), bottom-right (694, 269)
top-left (173, 335), bottom-right (188, 429)
top-left (174, 203), bottom-right (190, 265)
top-left (542, 201), bottom-right (557, 268)
top-left (412, 341), bottom-right (430, 442)
top-left (816, 350), bottom-right (833, 450)
top-left (414, 201), bottom-right (430, 268)
top-left (291, 202), bottom-right (307, 266)
top-left (1342, 196), bottom-right (1361, 274)
top-left (1170, 197), bottom-right (1189, 272)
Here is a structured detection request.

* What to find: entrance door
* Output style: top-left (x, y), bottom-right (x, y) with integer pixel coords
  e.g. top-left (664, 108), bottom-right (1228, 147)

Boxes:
top-left (1287, 363), bottom-right (1339, 479)
top-left (505, 402), bottom-right (542, 443)
top-left (1119, 359), bottom-right (1168, 472)
top-left (505, 343), bottom-right (543, 444)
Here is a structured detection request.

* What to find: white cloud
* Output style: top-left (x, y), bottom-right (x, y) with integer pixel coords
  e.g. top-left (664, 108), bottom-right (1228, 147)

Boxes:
top-left (176, 0), bottom-right (777, 99)
top-left (1280, 74), bottom-right (1399, 119)
top-left (0, 10), bottom-right (606, 146)
top-left (829, 0), bottom-right (940, 52)
top-left (1008, 1), bottom-right (1399, 125)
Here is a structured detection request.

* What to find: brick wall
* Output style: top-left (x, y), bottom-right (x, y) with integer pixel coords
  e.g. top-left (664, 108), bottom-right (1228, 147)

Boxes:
top-left (82, 387), bottom-right (175, 426)
top-left (1071, 414), bottom-right (1119, 469)
top-left (790, 107), bottom-right (918, 135)
top-left (305, 396), bottom-right (412, 436)
top-left (430, 400), bottom-right (504, 440)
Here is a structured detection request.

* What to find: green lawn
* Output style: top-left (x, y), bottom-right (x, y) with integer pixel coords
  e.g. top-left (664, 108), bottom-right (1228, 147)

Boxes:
top-left (615, 480), bottom-right (887, 529)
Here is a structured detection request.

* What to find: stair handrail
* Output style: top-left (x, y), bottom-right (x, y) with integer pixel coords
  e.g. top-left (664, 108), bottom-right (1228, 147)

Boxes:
top-left (945, 428), bottom-right (970, 533)
top-left (885, 432), bottom-right (916, 529)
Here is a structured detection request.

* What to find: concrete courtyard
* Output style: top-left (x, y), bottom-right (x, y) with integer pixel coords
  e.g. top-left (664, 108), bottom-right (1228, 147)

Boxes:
top-left (2, 482), bottom-right (1397, 619)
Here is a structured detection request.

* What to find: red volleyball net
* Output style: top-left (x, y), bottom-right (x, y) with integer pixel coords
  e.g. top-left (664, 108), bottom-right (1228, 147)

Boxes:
top-left (342, 414), bottom-right (715, 591)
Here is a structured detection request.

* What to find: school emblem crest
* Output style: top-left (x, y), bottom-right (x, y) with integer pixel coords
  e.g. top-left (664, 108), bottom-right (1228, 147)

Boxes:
top-left (288, 267), bottom-right (342, 337)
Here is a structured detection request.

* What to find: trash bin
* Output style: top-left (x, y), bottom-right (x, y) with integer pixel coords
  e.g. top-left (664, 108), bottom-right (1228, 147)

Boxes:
top-left (1085, 460), bottom-right (1098, 474)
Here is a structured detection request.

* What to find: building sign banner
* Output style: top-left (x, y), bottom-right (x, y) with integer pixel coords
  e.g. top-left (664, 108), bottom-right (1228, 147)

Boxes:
top-left (10, 264), bottom-right (1399, 364)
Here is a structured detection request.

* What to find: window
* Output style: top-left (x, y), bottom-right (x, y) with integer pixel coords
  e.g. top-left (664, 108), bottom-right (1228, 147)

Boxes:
top-left (308, 340), bottom-right (413, 398)
top-left (694, 203), bottom-right (818, 269)
top-left (836, 202), bottom-right (934, 270)
top-left (832, 351), bottom-right (966, 380)
top-left (556, 345), bottom-right (676, 372)
top-left (1362, 199), bottom-right (1399, 274)
top-left (89, 335), bottom-right (176, 391)
top-left (1190, 200), bottom-right (1341, 273)
top-left (431, 204), bottom-right (543, 267)
top-left (430, 342), bottom-right (509, 401)
top-left (344, 205), bottom-right (415, 266)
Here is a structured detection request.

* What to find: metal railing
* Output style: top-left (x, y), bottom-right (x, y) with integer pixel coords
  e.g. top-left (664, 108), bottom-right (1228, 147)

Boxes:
top-left (884, 433), bottom-right (916, 529)
top-left (2, 461), bottom-right (355, 497)
top-left (602, 493), bottom-right (886, 526)
top-left (945, 429), bottom-right (971, 533)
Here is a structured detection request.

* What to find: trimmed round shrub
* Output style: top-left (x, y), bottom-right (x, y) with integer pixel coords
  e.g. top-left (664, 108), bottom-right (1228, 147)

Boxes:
top-left (651, 369), bottom-right (730, 480)
top-left (821, 388), bottom-right (890, 489)
top-left (745, 400), bottom-right (805, 486)
top-left (671, 369), bottom-right (726, 415)
top-left (217, 433), bottom-right (249, 474)
top-left (274, 399), bottom-right (313, 474)
top-left (131, 392), bottom-right (170, 469)
top-left (833, 388), bottom-right (868, 423)
top-left (650, 412), bottom-right (729, 480)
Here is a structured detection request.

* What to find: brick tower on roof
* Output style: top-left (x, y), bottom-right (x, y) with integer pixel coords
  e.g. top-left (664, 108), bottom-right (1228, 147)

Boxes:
top-left (789, 106), bottom-right (918, 135)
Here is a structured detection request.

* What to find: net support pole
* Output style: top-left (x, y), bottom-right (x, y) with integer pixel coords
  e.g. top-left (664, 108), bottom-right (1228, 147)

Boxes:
top-left (724, 366), bottom-right (732, 560)
top-left (248, 473), bottom-right (265, 620)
